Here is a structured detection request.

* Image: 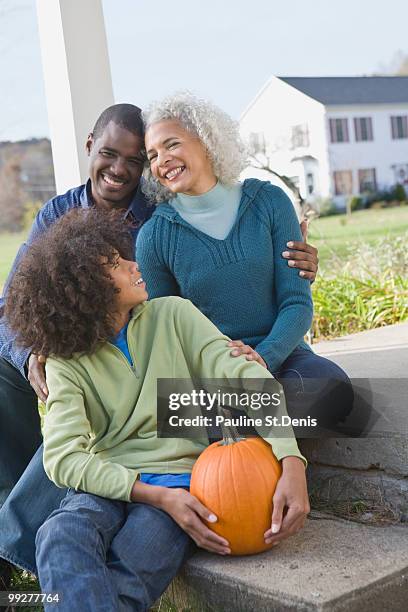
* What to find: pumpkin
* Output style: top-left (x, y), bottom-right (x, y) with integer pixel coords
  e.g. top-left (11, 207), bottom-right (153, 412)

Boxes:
top-left (190, 411), bottom-right (282, 555)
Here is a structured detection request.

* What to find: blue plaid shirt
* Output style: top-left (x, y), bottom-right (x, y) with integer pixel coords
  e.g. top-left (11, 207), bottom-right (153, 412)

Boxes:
top-left (0, 180), bottom-right (154, 376)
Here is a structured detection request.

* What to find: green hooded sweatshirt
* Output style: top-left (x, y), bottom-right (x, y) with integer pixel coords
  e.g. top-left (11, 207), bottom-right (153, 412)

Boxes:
top-left (44, 297), bottom-right (305, 502)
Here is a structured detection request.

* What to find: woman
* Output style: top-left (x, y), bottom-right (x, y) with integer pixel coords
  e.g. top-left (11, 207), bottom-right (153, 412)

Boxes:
top-left (137, 91), bottom-right (353, 432)
top-left (5, 209), bottom-right (308, 611)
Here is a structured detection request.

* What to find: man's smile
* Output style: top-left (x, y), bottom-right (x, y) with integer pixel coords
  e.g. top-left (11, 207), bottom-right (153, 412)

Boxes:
top-left (101, 172), bottom-right (127, 188)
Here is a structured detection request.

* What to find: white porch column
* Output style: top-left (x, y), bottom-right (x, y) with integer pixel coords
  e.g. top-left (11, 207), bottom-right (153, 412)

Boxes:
top-left (36, 0), bottom-right (114, 194)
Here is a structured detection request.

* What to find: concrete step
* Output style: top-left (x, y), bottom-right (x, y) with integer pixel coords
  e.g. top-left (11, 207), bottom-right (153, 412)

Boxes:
top-left (166, 516), bottom-right (408, 611)
top-left (301, 325), bottom-right (408, 521)
top-left (165, 328), bottom-right (408, 610)
top-left (300, 436), bottom-right (408, 522)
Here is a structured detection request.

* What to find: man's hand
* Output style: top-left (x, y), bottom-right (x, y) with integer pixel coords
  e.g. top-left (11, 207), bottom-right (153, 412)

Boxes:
top-left (264, 456), bottom-right (310, 545)
top-left (160, 488), bottom-right (231, 555)
top-left (282, 220), bottom-right (319, 281)
top-left (227, 340), bottom-right (268, 369)
top-left (28, 354), bottom-right (48, 402)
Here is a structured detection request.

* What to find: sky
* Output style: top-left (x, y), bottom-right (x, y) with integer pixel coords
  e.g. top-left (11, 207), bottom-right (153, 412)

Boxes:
top-left (0, 0), bottom-right (408, 141)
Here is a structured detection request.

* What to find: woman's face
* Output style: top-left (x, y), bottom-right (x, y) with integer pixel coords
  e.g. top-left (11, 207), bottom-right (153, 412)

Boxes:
top-left (108, 255), bottom-right (148, 310)
top-left (145, 119), bottom-right (217, 196)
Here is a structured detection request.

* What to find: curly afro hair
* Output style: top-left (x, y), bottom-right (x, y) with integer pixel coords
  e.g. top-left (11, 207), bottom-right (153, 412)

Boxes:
top-left (5, 208), bottom-right (135, 359)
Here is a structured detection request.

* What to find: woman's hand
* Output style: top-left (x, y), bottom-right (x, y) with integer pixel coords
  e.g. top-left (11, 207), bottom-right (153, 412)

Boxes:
top-left (27, 354), bottom-right (48, 402)
top-left (282, 220), bottom-right (319, 281)
top-left (228, 340), bottom-right (268, 369)
top-left (161, 488), bottom-right (231, 555)
top-left (264, 456), bottom-right (310, 545)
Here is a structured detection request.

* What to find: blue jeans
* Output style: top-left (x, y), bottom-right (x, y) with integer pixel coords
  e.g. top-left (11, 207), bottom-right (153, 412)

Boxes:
top-left (0, 357), bottom-right (42, 507)
top-left (35, 489), bottom-right (195, 611)
top-left (0, 347), bottom-right (353, 574)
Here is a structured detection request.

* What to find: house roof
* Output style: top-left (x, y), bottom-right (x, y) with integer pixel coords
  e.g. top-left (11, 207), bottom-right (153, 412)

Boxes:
top-left (279, 76), bottom-right (408, 105)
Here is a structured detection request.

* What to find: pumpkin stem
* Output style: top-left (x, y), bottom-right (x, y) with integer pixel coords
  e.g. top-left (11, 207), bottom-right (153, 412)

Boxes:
top-left (217, 406), bottom-right (246, 445)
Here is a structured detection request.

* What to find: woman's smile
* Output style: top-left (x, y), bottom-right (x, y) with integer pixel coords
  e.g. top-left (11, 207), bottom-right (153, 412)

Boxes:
top-left (163, 165), bottom-right (186, 181)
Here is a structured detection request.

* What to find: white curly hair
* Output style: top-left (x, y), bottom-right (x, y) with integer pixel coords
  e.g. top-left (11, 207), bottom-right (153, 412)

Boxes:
top-left (142, 91), bottom-right (248, 203)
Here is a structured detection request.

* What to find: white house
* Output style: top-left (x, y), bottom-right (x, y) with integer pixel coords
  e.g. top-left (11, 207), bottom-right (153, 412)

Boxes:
top-left (239, 76), bottom-right (408, 208)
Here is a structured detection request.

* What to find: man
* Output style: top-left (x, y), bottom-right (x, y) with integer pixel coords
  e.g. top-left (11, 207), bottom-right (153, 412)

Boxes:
top-left (0, 104), bottom-right (153, 583)
top-left (0, 103), bottom-right (318, 582)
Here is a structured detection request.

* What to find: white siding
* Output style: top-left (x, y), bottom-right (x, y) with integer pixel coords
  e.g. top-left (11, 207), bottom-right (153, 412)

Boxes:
top-left (240, 77), bottom-right (408, 207)
top-left (240, 77), bottom-right (331, 200)
top-left (327, 104), bottom-right (408, 195)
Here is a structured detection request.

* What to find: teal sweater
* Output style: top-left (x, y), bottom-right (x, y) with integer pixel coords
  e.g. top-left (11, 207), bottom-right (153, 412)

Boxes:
top-left (136, 179), bottom-right (313, 372)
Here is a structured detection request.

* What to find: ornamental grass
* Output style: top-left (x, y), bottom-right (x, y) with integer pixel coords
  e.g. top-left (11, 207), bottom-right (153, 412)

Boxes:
top-left (312, 234), bottom-right (408, 340)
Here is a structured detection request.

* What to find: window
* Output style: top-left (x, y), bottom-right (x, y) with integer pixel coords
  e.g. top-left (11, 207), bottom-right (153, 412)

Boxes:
top-left (291, 124), bottom-right (309, 148)
top-left (248, 132), bottom-right (266, 154)
top-left (333, 170), bottom-right (353, 195)
top-left (354, 117), bottom-right (373, 141)
top-left (391, 116), bottom-right (408, 139)
top-left (306, 173), bottom-right (314, 195)
top-left (358, 168), bottom-right (377, 193)
top-left (329, 118), bottom-right (349, 143)
top-left (391, 163), bottom-right (408, 184)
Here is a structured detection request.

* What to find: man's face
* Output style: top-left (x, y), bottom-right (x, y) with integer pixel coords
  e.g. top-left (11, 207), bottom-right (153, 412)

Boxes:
top-left (86, 121), bottom-right (145, 209)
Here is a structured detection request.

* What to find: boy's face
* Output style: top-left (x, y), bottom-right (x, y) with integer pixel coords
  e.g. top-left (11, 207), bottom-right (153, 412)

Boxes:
top-left (109, 256), bottom-right (148, 309)
top-left (86, 121), bottom-right (145, 209)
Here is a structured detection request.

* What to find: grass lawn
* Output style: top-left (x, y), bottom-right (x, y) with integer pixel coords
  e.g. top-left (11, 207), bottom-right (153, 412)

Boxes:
top-left (308, 205), bottom-right (408, 269)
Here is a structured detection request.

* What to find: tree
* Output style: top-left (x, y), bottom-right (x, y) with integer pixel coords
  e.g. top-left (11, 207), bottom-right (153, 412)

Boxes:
top-left (0, 155), bottom-right (28, 231)
top-left (375, 50), bottom-right (408, 76)
top-left (246, 136), bottom-right (318, 221)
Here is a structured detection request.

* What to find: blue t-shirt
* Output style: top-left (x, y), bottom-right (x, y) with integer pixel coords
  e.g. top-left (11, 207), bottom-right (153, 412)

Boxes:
top-left (111, 321), bottom-right (133, 366)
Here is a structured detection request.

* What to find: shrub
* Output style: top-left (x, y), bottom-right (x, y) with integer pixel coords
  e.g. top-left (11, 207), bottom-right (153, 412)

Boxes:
top-left (392, 183), bottom-right (407, 202)
top-left (348, 196), bottom-right (363, 212)
top-left (316, 197), bottom-right (338, 217)
top-left (368, 199), bottom-right (405, 209)
top-left (364, 189), bottom-right (394, 207)
top-left (312, 234), bottom-right (408, 340)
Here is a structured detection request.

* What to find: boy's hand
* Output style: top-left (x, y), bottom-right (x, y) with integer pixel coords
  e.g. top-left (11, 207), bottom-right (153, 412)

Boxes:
top-left (160, 488), bottom-right (231, 555)
top-left (282, 221), bottom-right (319, 281)
top-left (264, 456), bottom-right (310, 545)
top-left (227, 340), bottom-right (268, 369)
top-left (28, 354), bottom-right (48, 402)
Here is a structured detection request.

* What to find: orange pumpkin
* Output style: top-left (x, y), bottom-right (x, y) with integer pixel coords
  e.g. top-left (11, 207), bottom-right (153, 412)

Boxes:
top-left (190, 419), bottom-right (282, 556)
